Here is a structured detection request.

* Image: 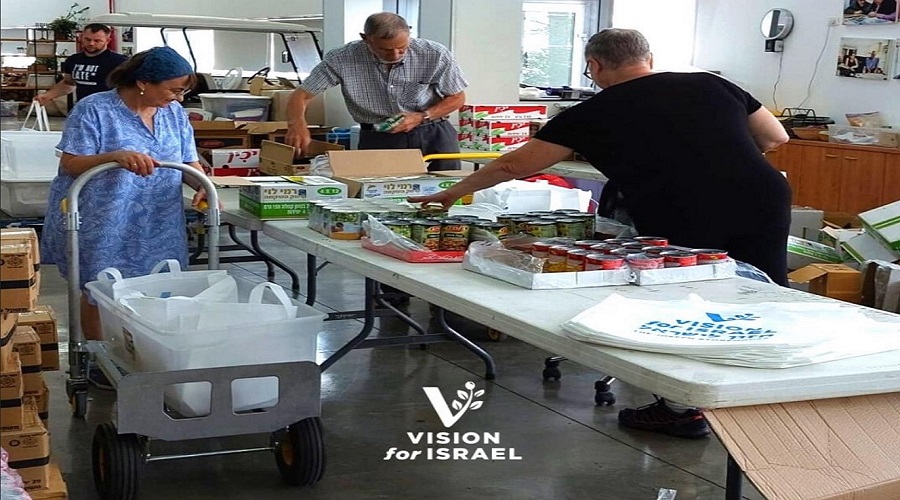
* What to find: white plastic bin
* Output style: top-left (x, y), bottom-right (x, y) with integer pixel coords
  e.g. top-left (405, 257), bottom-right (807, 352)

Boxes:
top-left (87, 273), bottom-right (325, 417)
top-left (198, 93), bottom-right (272, 121)
top-left (0, 131), bottom-right (62, 216)
top-left (827, 124), bottom-right (899, 148)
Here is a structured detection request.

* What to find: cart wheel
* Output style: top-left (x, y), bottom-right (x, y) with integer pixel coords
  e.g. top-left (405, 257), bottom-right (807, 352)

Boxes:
top-left (70, 390), bottom-right (88, 418)
top-left (542, 357), bottom-right (562, 381)
top-left (274, 417), bottom-right (326, 486)
top-left (486, 328), bottom-right (508, 342)
top-left (92, 422), bottom-right (143, 500)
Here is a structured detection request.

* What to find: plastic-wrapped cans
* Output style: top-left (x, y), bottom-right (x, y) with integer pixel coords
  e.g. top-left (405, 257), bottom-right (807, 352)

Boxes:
top-left (547, 245), bottom-right (571, 272)
top-left (556, 218), bottom-right (586, 240)
top-left (691, 248), bottom-right (729, 264)
top-left (585, 253), bottom-right (626, 270)
top-left (527, 220), bottom-right (558, 238)
top-left (439, 220), bottom-right (471, 251)
top-left (634, 236), bottom-right (669, 247)
top-left (383, 219), bottom-right (412, 239)
top-left (660, 250), bottom-right (698, 267)
top-left (625, 253), bottom-right (665, 270)
top-left (566, 249), bottom-right (591, 271)
top-left (410, 220), bottom-right (442, 250)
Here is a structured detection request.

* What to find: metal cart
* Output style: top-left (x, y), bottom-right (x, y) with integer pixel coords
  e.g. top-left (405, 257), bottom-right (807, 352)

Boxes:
top-left (65, 162), bottom-right (325, 499)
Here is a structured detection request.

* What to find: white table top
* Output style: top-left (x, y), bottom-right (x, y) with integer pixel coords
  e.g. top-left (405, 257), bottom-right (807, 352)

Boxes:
top-left (262, 220), bottom-right (900, 409)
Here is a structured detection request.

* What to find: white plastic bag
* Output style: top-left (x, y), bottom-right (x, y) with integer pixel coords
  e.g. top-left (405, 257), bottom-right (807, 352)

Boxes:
top-left (562, 293), bottom-right (900, 368)
top-left (94, 259), bottom-right (233, 301)
top-left (20, 101), bottom-right (50, 131)
top-left (473, 179), bottom-right (593, 213)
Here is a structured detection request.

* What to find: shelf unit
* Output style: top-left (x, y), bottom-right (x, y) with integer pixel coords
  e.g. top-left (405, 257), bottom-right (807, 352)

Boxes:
top-left (1, 26), bottom-right (64, 106)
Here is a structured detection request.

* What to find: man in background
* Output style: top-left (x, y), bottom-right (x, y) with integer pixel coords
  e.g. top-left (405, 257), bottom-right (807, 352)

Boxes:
top-left (284, 12), bottom-right (467, 172)
top-left (34, 23), bottom-right (128, 106)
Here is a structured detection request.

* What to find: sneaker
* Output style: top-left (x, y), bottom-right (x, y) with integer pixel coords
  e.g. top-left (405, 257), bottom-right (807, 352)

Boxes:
top-left (88, 363), bottom-right (114, 391)
top-left (618, 397), bottom-right (711, 439)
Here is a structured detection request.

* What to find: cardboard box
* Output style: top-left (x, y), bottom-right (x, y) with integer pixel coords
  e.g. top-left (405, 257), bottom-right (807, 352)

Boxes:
top-left (472, 135), bottom-right (530, 152)
top-left (23, 380), bottom-right (48, 424)
top-left (841, 232), bottom-right (900, 264)
top-left (191, 120), bottom-right (252, 149)
top-left (707, 393), bottom-right (900, 500)
top-left (326, 149), bottom-right (465, 201)
top-left (207, 148), bottom-right (260, 177)
top-left (787, 236), bottom-right (844, 270)
top-left (459, 104), bottom-right (548, 121)
top-left (258, 139), bottom-right (344, 176)
top-left (238, 175), bottom-right (348, 219)
top-left (1, 407), bottom-right (50, 491)
top-left (0, 352), bottom-right (24, 432)
top-left (787, 263), bottom-right (862, 303)
top-left (858, 200), bottom-right (900, 252)
top-left (30, 463), bottom-right (68, 500)
top-left (473, 120), bottom-right (532, 138)
top-left (16, 306), bottom-right (58, 372)
top-left (11, 326), bottom-right (41, 369)
top-left (1, 311), bottom-right (16, 371)
top-left (823, 211), bottom-right (862, 229)
top-left (0, 239), bottom-right (39, 312)
top-left (790, 206), bottom-right (824, 239)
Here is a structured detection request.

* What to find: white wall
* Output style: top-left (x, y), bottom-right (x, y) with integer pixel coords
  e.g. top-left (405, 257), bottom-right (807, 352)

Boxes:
top-left (2, 0), bottom-right (109, 28)
top-left (694, 0), bottom-right (900, 125)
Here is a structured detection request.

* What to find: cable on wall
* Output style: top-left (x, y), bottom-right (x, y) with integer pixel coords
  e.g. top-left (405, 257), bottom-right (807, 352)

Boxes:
top-left (797, 25), bottom-right (834, 109)
top-left (772, 49), bottom-right (784, 113)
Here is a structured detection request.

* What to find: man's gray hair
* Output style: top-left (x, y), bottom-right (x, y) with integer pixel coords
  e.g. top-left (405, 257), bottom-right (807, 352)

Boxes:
top-left (584, 28), bottom-right (651, 69)
top-left (364, 12), bottom-right (411, 39)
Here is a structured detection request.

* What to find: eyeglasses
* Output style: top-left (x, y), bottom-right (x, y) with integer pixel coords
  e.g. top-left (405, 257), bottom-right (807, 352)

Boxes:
top-left (582, 61), bottom-right (593, 82)
top-left (167, 87), bottom-right (190, 97)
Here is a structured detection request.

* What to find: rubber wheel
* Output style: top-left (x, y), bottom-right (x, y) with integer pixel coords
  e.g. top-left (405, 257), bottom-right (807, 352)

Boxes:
top-left (486, 329), bottom-right (508, 342)
top-left (92, 422), bottom-right (143, 500)
top-left (70, 390), bottom-right (88, 418)
top-left (274, 417), bottom-right (326, 486)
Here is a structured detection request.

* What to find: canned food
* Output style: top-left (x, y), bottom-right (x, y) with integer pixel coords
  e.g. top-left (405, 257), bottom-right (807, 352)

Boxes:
top-left (552, 209), bottom-right (582, 215)
top-left (527, 220), bottom-right (558, 238)
top-left (512, 217), bottom-right (534, 235)
top-left (569, 213), bottom-right (596, 237)
top-left (419, 203), bottom-right (449, 219)
top-left (660, 251), bottom-right (698, 267)
top-left (566, 249), bottom-right (591, 272)
top-left (622, 242), bottom-right (648, 250)
top-left (526, 211), bottom-right (555, 217)
top-left (383, 220), bottom-right (412, 239)
top-left (411, 220), bottom-right (442, 250)
top-left (626, 253), bottom-right (665, 270)
top-left (574, 239), bottom-right (606, 249)
top-left (641, 245), bottom-right (683, 256)
top-left (531, 241), bottom-right (552, 259)
top-left (473, 222), bottom-right (509, 241)
top-left (439, 220), bottom-right (471, 251)
top-left (610, 247), bottom-right (646, 256)
top-left (556, 218), bottom-right (586, 240)
top-left (547, 245), bottom-right (572, 273)
top-left (634, 236), bottom-right (669, 247)
top-left (691, 248), bottom-right (729, 264)
top-left (584, 253), bottom-right (626, 270)
top-left (588, 243), bottom-right (617, 254)
top-left (496, 214), bottom-right (520, 233)
top-left (603, 238), bottom-right (637, 245)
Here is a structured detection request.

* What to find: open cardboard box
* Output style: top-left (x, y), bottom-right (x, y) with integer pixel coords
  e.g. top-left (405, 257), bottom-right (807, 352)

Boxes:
top-left (326, 149), bottom-right (465, 201)
top-left (788, 263), bottom-right (862, 303)
top-left (258, 139), bottom-right (344, 176)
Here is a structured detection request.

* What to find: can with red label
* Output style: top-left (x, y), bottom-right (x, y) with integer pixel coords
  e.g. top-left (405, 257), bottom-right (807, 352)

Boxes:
top-left (660, 251), bottom-right (698, 268)
top-left (566, 249), bottom-right (591, 271)
top-left (547, 245), bottom-right (572, 273)
top-left (574, 239), bottom-right (606, 249)
top-left (584, 253), bottom-right (626, 270)
top-left (634, 236), bottom-right (669, 247)
top-left (642, 245), bottom-right (683, 256)
top-left (625, 253), bottom-right (665, 270)
top-left (610, 247), bottom-right (646, 256)
top-left (691, 248), bottom-right (729, 265)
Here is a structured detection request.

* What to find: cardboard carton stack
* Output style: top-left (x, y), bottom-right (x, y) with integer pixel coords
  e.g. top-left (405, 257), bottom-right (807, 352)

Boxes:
top-left (787, 201), bottom-right (900, 308)
top-left (0, 229), bottom-right (67, 498)
top-left (458, 104), bottom-right (547, 152)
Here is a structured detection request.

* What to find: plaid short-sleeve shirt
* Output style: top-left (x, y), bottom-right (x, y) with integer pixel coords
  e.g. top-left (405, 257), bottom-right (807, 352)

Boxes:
top-left (300, 38), bottom-right (468, 124)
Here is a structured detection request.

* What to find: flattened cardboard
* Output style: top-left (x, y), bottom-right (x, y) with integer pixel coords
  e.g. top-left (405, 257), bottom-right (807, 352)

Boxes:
top-left (258, 139), bottom-right (344, 176)
top-left (707, 394), bottom-right (900, 500)
top-left (30, 463), bottom-right (67, 500)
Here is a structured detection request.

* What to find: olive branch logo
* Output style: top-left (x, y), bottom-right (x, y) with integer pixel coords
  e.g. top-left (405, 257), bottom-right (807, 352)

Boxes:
top-left (422, 381), bottom-right (485, 428)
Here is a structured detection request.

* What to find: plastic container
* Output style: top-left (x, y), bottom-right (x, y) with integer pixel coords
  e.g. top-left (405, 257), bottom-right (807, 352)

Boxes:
top-left (86, 273), bottom-right (326, 417)
top-left (827, 124), bottom-right (899, 148)
top-left (0, 131), bottom-right (62, 217)
top-left (198, 93), bottom-right (272, 121)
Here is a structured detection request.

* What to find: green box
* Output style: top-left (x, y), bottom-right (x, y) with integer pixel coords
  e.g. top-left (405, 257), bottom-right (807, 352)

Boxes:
top-left (859, 200), bottom-right (900, 252)
top-left (239, 196), bottom-right (311, 219)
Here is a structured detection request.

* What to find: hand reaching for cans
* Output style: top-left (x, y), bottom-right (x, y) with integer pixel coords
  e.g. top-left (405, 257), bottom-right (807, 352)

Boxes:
top-left (408, 192), bottom-right (457, 210)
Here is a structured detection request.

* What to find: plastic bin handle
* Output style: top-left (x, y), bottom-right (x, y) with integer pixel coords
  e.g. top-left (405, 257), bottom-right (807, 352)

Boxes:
top-left (97, 267), bottom-right (124, 283)
top-left (248, 282), bottom-right (294, 317)
top-left (148, 259), bottom-right (183, 275)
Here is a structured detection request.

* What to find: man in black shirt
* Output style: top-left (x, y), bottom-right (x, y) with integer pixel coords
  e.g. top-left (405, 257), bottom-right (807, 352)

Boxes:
top-left (34, 23), bottom-right (128, 106)
top-left (410, 29), bottom-right (791, 438)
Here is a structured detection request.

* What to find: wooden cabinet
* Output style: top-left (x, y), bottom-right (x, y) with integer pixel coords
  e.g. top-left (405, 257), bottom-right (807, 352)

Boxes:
top-left (766, 139), bottom-right (899, 212)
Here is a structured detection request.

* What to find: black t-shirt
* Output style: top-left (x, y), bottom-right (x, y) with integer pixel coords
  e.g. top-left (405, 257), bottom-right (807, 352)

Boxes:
top-left (535, 72), bottom-right (791, 240)
top-left (61, 50), bottom-right (129, 100)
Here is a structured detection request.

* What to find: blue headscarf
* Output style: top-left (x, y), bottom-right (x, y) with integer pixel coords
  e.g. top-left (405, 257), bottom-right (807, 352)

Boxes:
top-left (132, 46), bottom-right (194, 82)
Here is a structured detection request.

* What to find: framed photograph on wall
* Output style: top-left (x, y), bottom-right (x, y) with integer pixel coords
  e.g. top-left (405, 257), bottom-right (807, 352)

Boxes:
top-left (893, 40), bottom-right (900, 79)
top-left (843, 0), bottom-right (899, 25)
top-left (836, 37), bottom-right (893, 80)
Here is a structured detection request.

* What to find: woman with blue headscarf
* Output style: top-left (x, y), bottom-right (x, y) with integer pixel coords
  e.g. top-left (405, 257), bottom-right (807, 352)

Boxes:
top-left (42, 46), bottom-right (209, 385)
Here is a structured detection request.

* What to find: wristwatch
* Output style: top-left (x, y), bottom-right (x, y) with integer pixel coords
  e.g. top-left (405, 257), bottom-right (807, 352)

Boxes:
top-left (421, 111), bottom-right (432, 123)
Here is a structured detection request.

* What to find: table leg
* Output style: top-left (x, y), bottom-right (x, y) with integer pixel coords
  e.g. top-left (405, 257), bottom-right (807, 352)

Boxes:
top-left (725, 453), bottom-right (743, 500)
top-left (249, 229), bottom-right (300, 293)
top-left (321, 278), bottom-right (377, 371)
top-left (433, 307), bottom-right (497, 380)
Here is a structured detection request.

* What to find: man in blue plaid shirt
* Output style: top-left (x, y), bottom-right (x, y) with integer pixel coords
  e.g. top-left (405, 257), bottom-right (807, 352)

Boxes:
top-left (285, 12), bottom-right (468, 171)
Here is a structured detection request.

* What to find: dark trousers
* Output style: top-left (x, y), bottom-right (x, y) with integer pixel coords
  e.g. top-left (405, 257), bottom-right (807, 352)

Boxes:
top-left (359, 120), bottom-right (461, 171)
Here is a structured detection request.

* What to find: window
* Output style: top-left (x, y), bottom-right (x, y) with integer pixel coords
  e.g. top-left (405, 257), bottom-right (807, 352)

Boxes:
top-left (521, 1), bottom-right (601, 88)
top-left (611, 0), bottom-right (696, 71)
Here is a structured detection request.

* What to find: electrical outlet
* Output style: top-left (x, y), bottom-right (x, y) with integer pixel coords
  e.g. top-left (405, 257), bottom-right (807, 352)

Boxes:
top-left (828, 17), bottom-right (842, 27)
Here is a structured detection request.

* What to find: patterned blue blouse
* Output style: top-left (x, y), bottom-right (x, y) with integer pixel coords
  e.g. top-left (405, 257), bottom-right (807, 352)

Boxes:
top-left (41, 90), bottom-right (199, 292)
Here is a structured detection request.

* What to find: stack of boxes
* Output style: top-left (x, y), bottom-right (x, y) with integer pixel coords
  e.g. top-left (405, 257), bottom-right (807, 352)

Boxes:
top-left (458, 104), bottom-right (548, 152)
top-left (1, 228), bottom-right (68, 498)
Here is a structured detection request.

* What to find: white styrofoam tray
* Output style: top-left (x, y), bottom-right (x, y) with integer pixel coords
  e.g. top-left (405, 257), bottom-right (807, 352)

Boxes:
top-left (0, 131), bottom-right (61, 217)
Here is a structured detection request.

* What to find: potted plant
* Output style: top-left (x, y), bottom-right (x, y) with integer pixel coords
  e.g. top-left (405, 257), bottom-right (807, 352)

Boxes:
top-left (31, 57), bottom-right (57, 72)
top-left (47, 3), bottom-right (90, 41)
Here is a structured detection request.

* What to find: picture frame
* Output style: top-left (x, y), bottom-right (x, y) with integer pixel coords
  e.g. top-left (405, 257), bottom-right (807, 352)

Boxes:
top-left (842, 0), bottom-right (899, 25)
top-left (835, 37), bottom-right (893, 80)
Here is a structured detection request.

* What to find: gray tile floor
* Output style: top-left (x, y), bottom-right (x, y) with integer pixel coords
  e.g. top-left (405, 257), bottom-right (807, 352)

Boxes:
top-left (37, 227), bottom-right (764, 500)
